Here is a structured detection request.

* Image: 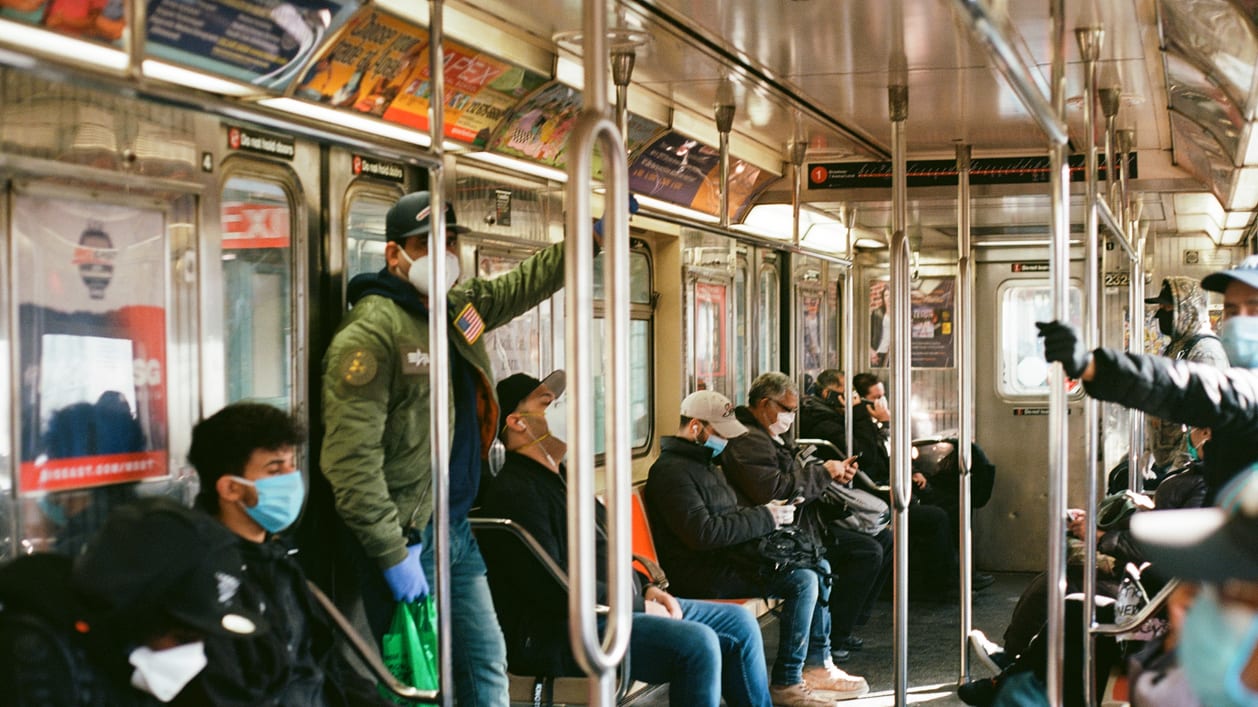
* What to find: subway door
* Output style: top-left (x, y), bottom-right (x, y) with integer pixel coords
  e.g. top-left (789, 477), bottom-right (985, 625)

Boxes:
top-left (972, 249), bottom-right (1086, 572)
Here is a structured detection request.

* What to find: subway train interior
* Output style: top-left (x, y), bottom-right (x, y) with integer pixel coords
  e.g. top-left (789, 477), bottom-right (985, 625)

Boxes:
top-left (0, 0), bottom-right (1254, 704)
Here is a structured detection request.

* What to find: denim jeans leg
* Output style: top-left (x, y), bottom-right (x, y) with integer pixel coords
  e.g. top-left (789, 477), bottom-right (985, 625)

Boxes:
top-left (421, 519), bottom-right (510, 706)
top-left (807, 558), bottom-right (834, 666)
top-left (766, 568), bottom-right (818, 687)
top-left (629, 611), bottom-right (723, 707)
top-left (674, 599), bottom-right (772, 707)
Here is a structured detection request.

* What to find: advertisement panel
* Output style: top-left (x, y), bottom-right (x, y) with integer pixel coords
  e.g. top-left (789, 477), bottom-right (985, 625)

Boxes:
top-left (629, 131), bottom-right (777, 221)
top-left (869, 279), bottom-right (955, 368)
top-left (14, 193), bottom-right (168, 494)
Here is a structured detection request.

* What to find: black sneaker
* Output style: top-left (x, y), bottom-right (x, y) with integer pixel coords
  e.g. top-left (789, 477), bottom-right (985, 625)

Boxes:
top-left (838, 635), bottom-right (863, 651)
top-left (973, 573), bottom-right (996, 591)
top-left (957, 677), bottom-right (999, 706)
top-left (830, 647), bottom-right (851, 663)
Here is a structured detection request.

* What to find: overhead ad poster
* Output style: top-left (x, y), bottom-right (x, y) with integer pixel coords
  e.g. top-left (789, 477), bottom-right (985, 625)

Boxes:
top-left (488, 81), bottom-right (665, 173)
top-left (294, 8), bottom-right (545, 146)
top-left (0, 0), bottom-right (126, 44)
top-left (146, 0), bottom-right (361, 89)
top-left (869, 279), bottom-right (955, 369)
top-left (629, 131), bottom-right (777, 222)
top-left (14, 194), bottom-right (169, 495)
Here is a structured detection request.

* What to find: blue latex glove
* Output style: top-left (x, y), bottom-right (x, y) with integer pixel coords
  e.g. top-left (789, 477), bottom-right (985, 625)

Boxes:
top-left (382, 543), bottom-right (429, 602)
top-left (593, 194), bottom-right (640, 237)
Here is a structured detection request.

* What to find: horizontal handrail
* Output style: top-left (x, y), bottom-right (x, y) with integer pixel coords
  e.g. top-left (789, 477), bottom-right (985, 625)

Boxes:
top-left (1096, 198), bottom-right (1137, 260)
top-left (794, 437), bottom-right (892, 496)
top-left (305, 580), bottom-right (433, 703)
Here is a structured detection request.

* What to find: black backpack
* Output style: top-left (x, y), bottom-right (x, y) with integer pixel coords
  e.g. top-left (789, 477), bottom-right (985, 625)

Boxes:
top-left (730, 525), bottom-right (826, 582)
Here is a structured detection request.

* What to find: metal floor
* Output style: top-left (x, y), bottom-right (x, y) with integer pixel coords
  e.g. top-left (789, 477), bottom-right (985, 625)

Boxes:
top-left (620, 572), bottom-right (1032, 707)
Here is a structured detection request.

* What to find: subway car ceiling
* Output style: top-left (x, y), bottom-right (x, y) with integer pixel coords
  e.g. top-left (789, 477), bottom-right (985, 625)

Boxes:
top-left (0, 0), bottom-right (1256, 254)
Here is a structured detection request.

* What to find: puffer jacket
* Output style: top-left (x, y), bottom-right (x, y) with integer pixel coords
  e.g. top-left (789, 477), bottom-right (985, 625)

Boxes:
top-left (1085, 348), bottom-right (1258, 500)
top-left (798, 394), bottom-right (847, 460)
top-left (1148, 277), bottom-right (1229, 467)
top-left (643, 436), bottom-right (776, 596)
top-left (320, 241), bottom-right (565, 568)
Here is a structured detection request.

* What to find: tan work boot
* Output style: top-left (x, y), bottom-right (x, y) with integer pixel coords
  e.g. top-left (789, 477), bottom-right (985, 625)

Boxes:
top-left (802, 659), bottom-right (870, 701)
top-left (769, 681), bottom-right (836, 707)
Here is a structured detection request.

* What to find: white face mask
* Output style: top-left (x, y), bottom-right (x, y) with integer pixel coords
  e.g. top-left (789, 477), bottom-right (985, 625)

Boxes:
top-left (397, 247), bottom-right (461, 296)
top-left (129, 642), bottom-right (208, 702)
top-left (769, 411), bottom-right (795, 436)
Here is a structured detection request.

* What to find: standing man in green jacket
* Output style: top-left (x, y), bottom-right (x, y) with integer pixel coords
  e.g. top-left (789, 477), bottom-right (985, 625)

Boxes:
top-left (321, 191), bottom-right (608, 705)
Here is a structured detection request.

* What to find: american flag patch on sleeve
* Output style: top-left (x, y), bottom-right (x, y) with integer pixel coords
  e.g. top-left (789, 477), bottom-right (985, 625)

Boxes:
top-left (455, 302), bottom-right (485, 344)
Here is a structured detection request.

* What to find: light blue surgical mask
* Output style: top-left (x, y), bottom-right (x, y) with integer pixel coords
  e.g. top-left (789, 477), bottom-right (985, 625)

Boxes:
top-left (703, 432), bottom-right (728, 457)
top-left (1179, 585), bottom-right (1258, 707)
top-left (232, 472), bottom-right (305, 533)
top-left (1220, 316), bottom-right (1258, 368)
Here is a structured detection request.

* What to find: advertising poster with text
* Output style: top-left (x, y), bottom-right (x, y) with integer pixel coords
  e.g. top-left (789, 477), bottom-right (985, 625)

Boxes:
top-left (14, 194), bottom-right (169, 494)
top-left (629, 131), bottom-right (777, 221)
top-left (869, 279), bottom-right (955, 368)
top-left (147, 0), bottom-right (360, 89)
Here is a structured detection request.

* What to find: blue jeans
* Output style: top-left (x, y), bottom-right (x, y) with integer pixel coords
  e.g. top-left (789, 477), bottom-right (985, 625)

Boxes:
top-left (629, 598), bottom-right (771, 707)
top-left (807, 558), bottom-right (836, 667)
top-left (760, 568), bottom-right (820, 686)
top-left (420, 518), bottom-right (510, 706)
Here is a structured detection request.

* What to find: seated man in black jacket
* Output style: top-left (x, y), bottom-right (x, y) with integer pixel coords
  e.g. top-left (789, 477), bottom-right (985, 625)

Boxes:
top-left (722, 372), bottom-right (891, 662)
top-left (0, 496), bottom-right (265, 706)
top-left (187, 403), bottom-right (389, 707)
top-left (479, 372), bottom-right (774, 707)
top-left (799, 369), bottom-right (847, 458)
top-left (645, 390), bottom-right (868, 705)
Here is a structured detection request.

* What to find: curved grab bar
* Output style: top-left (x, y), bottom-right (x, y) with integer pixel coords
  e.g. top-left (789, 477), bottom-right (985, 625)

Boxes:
top-left (1089, 579), bottom-right (1179, 637)
top-left (305, 581), bottom-right (432, 703)
top-left (564, 109), bottom-right (632, 698)
top-left (889, 226), bottom-right (912, 514)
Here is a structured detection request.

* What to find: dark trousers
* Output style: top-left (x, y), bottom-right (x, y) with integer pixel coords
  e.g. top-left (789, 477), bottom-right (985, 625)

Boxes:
top-left (824, 527), bottom-right (892, 638)
top-left (906, 502), bottom-right (957, 591)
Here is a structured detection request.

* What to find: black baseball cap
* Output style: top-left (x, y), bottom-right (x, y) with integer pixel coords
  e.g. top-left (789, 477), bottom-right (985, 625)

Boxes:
top-left (1132, 466), bottom-right (1258, 582)
top-left (386, 191), bottom-right (471, 243)
top-left (72, 497), bottom-right (264, 636)
top-left (1143, 280), bottom-right (1172, 305)
top-left (496, 370), bottom-right (566, 434)
top-left (1201, 254), bottom-right (1258, 294)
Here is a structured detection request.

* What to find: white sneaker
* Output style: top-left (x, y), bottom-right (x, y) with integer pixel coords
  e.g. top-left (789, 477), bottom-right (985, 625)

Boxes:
top-left (969, 629), bottom-right (1008, 675)
top-left (770, 682), bottom-right (836, 707)
top-left (802, 661), bottom-right (869, 701)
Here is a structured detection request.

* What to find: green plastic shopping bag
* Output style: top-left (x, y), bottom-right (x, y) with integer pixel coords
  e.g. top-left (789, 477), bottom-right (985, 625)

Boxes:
top-left (380, 595), bottom-right (439, 701)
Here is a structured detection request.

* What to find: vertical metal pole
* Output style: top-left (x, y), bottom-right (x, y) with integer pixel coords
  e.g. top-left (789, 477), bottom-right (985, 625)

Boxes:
top-left (566, 2), bottom-right (632, 705)
top-left (1099, 89), bottom-right (1120, 214)
top-left (956, 143), bottom-right (975, 683)
top-left (1078, 26), bottom-right (1105, 707)
top-left (425, 2), bottom-right (453, 705)
top-left (716, 80), bottom-right (735, 230)
top-left (124, 0), bottom-right (146, 77)
top-left (791, 141), bottom-right (805, 247)
top-left (1046, 1), bottom-right (1070, 704)
top-left (843, 208), bottom-right (855, 457)
top-left (888, 80), bottom-right (911, 707)
top-left (1117, 129), bottom-right (1143, 492)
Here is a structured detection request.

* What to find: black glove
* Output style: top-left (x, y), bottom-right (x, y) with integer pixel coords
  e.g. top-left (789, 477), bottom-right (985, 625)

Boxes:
top-left (1036, 320), bottom-right (1091, 379)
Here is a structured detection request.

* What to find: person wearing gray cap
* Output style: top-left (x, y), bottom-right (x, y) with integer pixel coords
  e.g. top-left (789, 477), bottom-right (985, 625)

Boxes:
top-left (645, 390), bottom-right (866, 705)
top-left (1038, 255), bottom-right (1258, 501)
top-left (1131, 465), bottom-right (1258, 707)
top-left (320, 191), bottom-right (634, 705)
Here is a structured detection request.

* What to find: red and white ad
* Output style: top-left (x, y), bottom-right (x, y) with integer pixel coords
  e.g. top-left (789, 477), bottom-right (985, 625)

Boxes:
top-left (13, 193), bottom-right (169, 495)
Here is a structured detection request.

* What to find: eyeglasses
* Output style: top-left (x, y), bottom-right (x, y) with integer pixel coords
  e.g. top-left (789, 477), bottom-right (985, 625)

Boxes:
top-left (768, 397), bottom-right (798, 414)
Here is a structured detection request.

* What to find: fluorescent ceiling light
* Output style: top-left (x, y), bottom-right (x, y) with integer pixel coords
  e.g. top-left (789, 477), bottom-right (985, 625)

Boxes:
top-left (740, 204), bottom-right (841, 241)
top-left (1226, 211), bottom-right (1253, 229)
top-left (464, 151), bottom-right (569, 182)
top-left (635, 194), bottom-right (720, 224)
top-left (1177, 213), bottom-right (1221, 241)
top-left (801, 222), bottom-right (848, 253)
top-left (555, 56), bottom-right (583, 89)
top-left (975, 239), bottom-right (1082, 248)
top-left (1218, 228), bottom-right (1248, 246)
top-left (143, 60), bottom-right (258, 97)
top-left (853, 237), bottom-right (887, 249)
top-left (1234, 168), bottom-right (1258, 211)
top-left (0, 19), bottom-right (128, 72)
top-left (258, 98), bottom-right (464, 150)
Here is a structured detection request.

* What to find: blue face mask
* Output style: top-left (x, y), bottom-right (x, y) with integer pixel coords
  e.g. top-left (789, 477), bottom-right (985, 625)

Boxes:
top-left (1220, 316), bottom-right (1258, 368)
top-left (232, 472), bottom-right (305, 533)
top-left (703, 432), bottom-right (728, 457)
top-left (1179, 585), bottom-right (1258, 707)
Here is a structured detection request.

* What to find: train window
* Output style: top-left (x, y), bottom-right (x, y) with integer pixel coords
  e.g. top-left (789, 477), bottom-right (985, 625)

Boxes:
top-left (345, 192), bottom-right (393, 280)
top-left (691, 278), bottom-right (730, 393)
top-left (997, 282), bottom-right (1084, 397)
top-left (221, 176), bottom-right (293, 409)
top-left (592, 250), bottom-right (653, 304)
top-left (757, 262), bottom-right (780, 375)
top-left (588, 317), bottom-right (653, 453)
top-left (798, 286), bottom-right (825, 383)
top-left (478, 249), bottom-right (548, 377)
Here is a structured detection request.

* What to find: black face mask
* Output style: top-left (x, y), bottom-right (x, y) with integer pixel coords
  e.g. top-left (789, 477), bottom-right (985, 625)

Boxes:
top-left (1156, 308), bottom-right (1174, 337)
